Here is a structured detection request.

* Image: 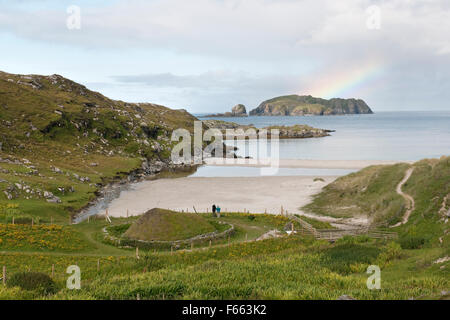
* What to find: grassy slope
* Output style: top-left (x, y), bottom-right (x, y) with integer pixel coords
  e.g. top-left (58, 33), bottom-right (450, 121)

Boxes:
top-left (124, 208), bottom-right (216, 241)
top-left (0, 71), bottom-right (197, 222)
top-left (401, 157), bottom-right (450, 248)
top-left (303, 163), bottom-right (410, 224)
top-left (0, 210), bottom-right (448, 299)
top-left (303, 156), bottom-right (450, 249)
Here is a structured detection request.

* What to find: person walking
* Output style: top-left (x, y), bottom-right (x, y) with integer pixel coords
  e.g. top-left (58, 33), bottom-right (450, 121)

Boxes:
top-left (212, 204), bottom-right (216, 214)
top-left (216, 206), bottom-right (221, 218)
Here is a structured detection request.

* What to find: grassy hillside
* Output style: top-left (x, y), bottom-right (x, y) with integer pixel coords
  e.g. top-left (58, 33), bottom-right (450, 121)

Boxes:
top-left (249, 95), bottom-right (373, 116)
top-left (304, 156), bottom-right (450, 248)
top-left (123, 208), bottom-right (216, 241)
top-left (0, 227), bottom-right (447, 300)
top-left (0, 71), bottom-right (197, 222)
top-left (303, 163), bottom-right (410, 224)
top-left (0, 203), bottom-right (448, 299)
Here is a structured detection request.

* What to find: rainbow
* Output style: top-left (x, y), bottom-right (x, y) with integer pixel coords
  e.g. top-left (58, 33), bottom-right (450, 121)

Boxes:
top-left (302, 61), bottom-right (384, 99)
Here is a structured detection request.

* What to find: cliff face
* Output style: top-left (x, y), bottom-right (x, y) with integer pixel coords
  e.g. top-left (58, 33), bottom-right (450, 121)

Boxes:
top-left (249, 95), bottom-right (373, 116)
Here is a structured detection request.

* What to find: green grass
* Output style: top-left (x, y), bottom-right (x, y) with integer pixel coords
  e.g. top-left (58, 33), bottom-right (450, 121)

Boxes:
top-left (303, 163), bottom-right (410, 224)
top-left (0, 71), bottom-right (198, 224)
top-left (0, 223), bottom-right (91, 252)
top-left (123, 208), bottom-right (216, 241)
top-left (0, 220), bottom-right (448, 300)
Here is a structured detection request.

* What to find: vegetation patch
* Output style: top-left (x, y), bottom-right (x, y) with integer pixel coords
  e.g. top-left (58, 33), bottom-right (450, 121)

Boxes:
top-left (7, 272), bottom-right (56, 294)
top-left (123, 208), bottom-right (216, 241)
top-left (303, 163), bottom-right (410, 225)
top-left (0, 223), bottom-right (90, 251)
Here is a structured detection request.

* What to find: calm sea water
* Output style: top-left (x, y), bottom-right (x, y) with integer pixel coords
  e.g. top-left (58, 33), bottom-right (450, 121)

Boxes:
top-left (198, 111), bottom-right (450, 161)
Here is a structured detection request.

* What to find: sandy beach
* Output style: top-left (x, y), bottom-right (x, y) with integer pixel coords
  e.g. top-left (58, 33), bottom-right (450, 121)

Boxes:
top-left (106, 175), bottom-right (338, 217)
top-left (103, 159), bottom-right (412, 218)
top-left (203, 158), bottom-right (411, 169)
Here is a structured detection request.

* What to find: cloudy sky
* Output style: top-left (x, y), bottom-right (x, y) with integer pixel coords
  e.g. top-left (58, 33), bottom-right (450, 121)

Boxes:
top-left (1, 0), bottom-right (449, 113)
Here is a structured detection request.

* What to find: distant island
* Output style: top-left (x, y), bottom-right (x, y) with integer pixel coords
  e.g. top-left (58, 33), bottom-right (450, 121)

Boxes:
top-left (204, 95), bottom-right (373, 117)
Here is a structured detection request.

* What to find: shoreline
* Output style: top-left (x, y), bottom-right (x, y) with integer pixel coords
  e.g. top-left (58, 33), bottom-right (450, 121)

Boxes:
top-left (104, 175), bottom-right (340, 218)
top-left (204, 158), bottom-right (412, 169)
top-left (74, 158), bottom-right (413, 223)
top-left (72, 162), bottom-right (197, 223)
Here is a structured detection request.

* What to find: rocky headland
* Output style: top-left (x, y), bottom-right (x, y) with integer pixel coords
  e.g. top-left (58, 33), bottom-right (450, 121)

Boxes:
top-left (249, 95), bottom-right (373, 116)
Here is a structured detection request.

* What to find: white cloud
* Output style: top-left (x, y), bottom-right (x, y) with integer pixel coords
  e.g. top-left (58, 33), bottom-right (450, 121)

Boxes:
top-left (1, 0), bottom-right (450, 111)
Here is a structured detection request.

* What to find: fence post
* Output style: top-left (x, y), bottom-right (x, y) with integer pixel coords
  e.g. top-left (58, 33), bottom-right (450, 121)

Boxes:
top-left (51, 264), bottom-right (55, 277)
top-left (97, 259), bottom-right (100, 272)
top-left (191, 242), bottom-right (194, 250)
top-left (245, 233), bottom-right (248, 241)
top-left (136, 247), bottom-right (139, 259)
top-left (2, 266), bottom-right (6, 285)
top-left (31, 218), bottom-right (34, 227)
top-left (12, 216), bottom-right (14, 225)
top-left (209, 240), bottom-right (212, 247)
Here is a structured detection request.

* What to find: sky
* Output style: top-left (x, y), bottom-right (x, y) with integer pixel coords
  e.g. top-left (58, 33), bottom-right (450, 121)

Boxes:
top-left (0, 0), bottom-right (450, 113)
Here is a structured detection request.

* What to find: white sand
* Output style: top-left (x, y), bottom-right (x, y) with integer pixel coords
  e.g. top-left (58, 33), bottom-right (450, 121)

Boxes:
top-left (106, 175), bottom-right (338, 217)
top-left (104, 159), bottom-right (410, 221)
top-left (204, 158), bottom-right (411, 169)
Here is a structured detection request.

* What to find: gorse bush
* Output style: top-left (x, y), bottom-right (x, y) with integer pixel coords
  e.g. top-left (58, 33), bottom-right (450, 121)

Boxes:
top-left (376, 242), bottom-right (403, 267)
top-left (7, 272), bottom-right (57, 294)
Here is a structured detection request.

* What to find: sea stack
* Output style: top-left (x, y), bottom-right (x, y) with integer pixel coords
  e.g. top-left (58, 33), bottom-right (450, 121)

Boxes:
top-left (231, 104), bottom-right (247, 116)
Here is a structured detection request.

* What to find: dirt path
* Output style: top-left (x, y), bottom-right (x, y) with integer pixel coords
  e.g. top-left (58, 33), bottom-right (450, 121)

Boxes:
top-left (391, 168), bottom-right (415, 228)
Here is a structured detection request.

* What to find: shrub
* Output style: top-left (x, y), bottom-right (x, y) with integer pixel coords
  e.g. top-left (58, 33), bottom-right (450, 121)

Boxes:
top-left (398, 235), bottom-right (425, 249)
top-left (107, 224), bottom-right (131, 237)
top-left (7, 272), bottom-right (57, 294)
top-left (376, 242), bottom-right (403, 267)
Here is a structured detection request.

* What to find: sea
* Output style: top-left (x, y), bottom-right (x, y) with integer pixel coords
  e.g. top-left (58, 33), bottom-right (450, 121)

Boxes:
top-left (197, 111), bottom-right (450, 161)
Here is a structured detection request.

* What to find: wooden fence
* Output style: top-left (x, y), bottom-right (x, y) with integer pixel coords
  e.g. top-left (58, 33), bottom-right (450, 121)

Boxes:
top-left (290, 216), bottom-right (397, 241)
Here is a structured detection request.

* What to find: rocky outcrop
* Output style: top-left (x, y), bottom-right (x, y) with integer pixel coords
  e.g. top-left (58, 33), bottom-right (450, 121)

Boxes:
top-left (204, 104), bottom-right (248, 117)
top-left (231, 104), bottom-right (247, 116)
top-left (249, 95), bottom-right (373, 116)
top-left (202, 120), bottom-right (333, 139)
